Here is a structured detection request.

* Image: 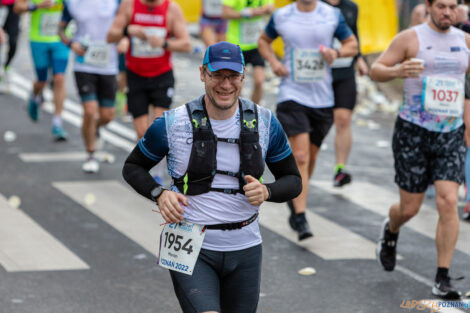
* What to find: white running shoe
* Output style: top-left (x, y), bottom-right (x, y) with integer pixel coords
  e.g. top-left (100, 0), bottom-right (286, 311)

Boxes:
top-left (82, 157), bottom-right (100, 173)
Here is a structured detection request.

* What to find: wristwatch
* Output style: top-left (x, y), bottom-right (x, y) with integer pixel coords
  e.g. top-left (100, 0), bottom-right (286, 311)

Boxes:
top-left (150, 186), bottom-right (168, 202)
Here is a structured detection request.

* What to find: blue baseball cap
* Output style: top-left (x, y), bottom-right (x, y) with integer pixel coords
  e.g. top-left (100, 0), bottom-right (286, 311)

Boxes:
top-left (203, 41), bottom-right (245, 74)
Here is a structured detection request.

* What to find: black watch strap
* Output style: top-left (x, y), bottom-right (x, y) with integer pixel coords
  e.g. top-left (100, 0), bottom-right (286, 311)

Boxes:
top-left (151, 186), bottom-right (168, 202)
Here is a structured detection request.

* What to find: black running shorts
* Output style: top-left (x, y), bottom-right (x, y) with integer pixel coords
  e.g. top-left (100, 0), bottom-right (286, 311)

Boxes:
top-left (242, 48), bottom-right (265, 68)
top-left (392, 117), bottom-right (465, 193)
top-left (276, 100), bottom-right (333, 147)
top-left (74, 71), bottom-right (117, 107)
top-left (126, 69), bottom-right (174, 118)
top-left (333, 76), bottom-right (357, 110)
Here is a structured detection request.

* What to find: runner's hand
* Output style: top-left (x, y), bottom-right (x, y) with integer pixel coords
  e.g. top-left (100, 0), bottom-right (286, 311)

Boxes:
top-left (157, 190), bottom-right (188, 224)
top-left (127, 25), bottom-right (147, 41)
top-left (117, 37), bottom-right (130, 54)
top-left (37, 0), bottom-right (55, 9)
top-left (398, 59), bottom-right (424, 78)
top-left (243, 175), bottom-right (269, 206)
top-left (251, 7), bottom-right (266, 17)
top-left (319, 46), bottom-right (338, 65)
top-left (147, 35), bottom-right (165, 49)
top-left (71, 42), bottom-right (86, 56)
top-left (271, 60), bottom-right (289, 77)
top-left (357, 57), bottom-right (369, 76)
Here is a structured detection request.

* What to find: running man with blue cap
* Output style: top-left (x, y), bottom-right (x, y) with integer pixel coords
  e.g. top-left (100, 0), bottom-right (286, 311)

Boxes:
top-left (122, 41), bottom-right (302, 313)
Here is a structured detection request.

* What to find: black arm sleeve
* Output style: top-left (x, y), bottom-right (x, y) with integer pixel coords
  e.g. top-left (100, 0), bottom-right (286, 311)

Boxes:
top-left (122, 145), bottom-right (160, 201)
top-left (265, 153), bottom-right (302, 203)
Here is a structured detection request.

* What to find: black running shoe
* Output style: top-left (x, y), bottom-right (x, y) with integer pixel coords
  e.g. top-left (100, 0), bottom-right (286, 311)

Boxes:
top-left (432, 276), bottom-right (462, 299)
top-left (376, 218), bottom-right (398, 271)
top-left (292, 214), bottom-right (313, 241)
top-left (334, 169), bottom-right (352, 187)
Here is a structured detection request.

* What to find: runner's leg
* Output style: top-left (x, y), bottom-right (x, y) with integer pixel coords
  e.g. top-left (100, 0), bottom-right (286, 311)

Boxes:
top-left (434, 180), bottom-right (459, 268)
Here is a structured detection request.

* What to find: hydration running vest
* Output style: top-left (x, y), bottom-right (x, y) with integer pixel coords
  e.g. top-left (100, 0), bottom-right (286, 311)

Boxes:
top-left (173, 98), bottom-right (265, 196)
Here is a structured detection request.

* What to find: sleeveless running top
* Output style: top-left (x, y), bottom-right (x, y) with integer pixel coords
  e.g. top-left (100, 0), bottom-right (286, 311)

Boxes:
top-left (401, 23), bottom-right (468, 132)
top-left (30, 0), bottom-right (64, 43)
top-left (126, 0), bottom-right (172, 77)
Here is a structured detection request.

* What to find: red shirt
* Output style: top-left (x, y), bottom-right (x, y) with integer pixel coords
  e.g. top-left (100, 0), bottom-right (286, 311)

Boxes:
top-left (126, 0), bottom-right (172, 77)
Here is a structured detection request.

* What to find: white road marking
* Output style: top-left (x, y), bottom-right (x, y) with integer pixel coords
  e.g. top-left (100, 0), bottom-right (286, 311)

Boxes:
top-left (19, 151), bottom-right (115, 163)
top-left (8, 70), bottom-right (136, 151)
top-left (0, 194), bottom-right (89, 272)
top-left (259, 202), bottom-right (378, 260)
top-left (53, 181), bottom-right (164, 256)
top-left (311, 180), bottom-right (470, 256)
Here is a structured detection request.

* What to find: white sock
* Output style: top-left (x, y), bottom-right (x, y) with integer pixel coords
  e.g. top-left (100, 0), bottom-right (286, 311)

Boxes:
top-left (52, 115), bottom-right (62, 128)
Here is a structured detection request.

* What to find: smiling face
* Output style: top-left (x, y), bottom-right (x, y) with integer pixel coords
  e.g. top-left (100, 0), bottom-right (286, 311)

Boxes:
top-left (427, 0), bottom-right (458, 31)
top-left (200, 66), bottom-right (245, 113)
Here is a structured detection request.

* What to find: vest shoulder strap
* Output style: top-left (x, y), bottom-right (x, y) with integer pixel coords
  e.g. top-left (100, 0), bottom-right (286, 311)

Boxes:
top-left (239, 99), bottom-right (259, 132)
top-left (186, 98), bottom-right (210, 130)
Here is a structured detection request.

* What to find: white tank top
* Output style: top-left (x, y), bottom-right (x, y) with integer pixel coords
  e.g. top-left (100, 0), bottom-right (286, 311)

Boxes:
top-left (401, 23), bottom-right (468, 132)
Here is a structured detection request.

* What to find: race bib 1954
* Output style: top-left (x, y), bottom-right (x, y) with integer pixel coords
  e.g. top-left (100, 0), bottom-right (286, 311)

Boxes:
top-left (157, 221), bottom-right (206, 275)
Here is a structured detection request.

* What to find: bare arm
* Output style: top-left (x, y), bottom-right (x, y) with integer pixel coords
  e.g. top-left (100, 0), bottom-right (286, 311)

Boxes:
top-left (258, 32), bottom-right (288, 77)
top-left (13, 0), bottom-right (29, 14)
top-left (370, 29), bottom-right (421, 82)
top-left (166, 2), bottom-right (191, 52)
top-left (58, 20), bottom-right (70, 46)
top-left (107, 0), bottom-right (132, 43)
top-left (222, 5), bottom-right (244, 19)
top-left (14, 0), bottom-right (54, 14)
top-left (321, 34), bottom-right (358, 65)
top-left (338, 34), bottom-right (358, 58)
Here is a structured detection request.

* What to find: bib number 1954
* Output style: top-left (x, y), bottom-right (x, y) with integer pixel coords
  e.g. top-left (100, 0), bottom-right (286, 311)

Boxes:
top-left (157, 221), bottom-right (205, 275)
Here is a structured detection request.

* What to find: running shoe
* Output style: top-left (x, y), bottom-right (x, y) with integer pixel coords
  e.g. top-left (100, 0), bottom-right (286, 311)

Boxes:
top-left (334, 169), bottom-right (352, 187)
top-left (82, 156), bottom-right (100, 173)
top-left (291, 213), bottom-right (313, 241)
top-left (376, 218), bottom-right (398, 271)
top-left (462, 202), bottom-right (470, 220)
top-left (52, 125), bottom-right (68, 141)
top-left (28, 95), bottom-right (41, 122)
top-left (432, 275), bottom-right (462, 299)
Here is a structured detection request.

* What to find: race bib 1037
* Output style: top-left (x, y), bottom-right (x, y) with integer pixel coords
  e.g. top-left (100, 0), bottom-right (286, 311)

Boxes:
top-left (422, 76), bottom-right (464, 117)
